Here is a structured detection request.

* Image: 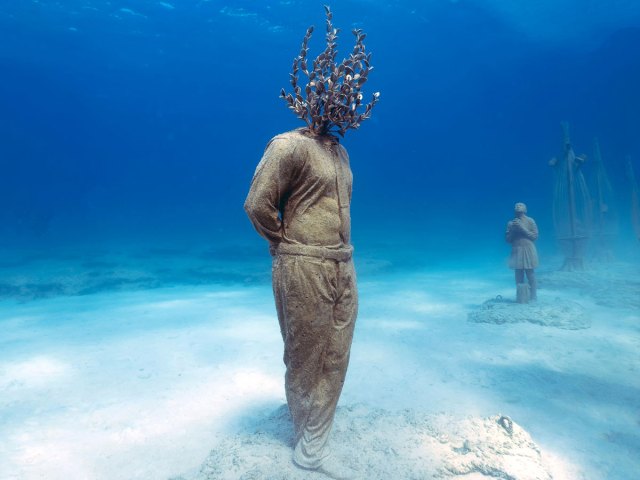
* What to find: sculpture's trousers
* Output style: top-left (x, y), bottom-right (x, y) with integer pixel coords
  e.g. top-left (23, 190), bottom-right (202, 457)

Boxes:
top-left (272, 253), bottom-right (358, 469)
top-left (515, 269), bottom-right (537, 300)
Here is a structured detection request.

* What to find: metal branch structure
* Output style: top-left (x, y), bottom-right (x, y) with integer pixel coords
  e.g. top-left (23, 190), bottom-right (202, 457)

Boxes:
top-left (549, 122), bottom-right (592, 271)
top-left (591, 138), bottom-right (618, 260)
top-left (280, 6), bottom-right (379, 137)
top-left (626, 157), bottom-right (640, 242)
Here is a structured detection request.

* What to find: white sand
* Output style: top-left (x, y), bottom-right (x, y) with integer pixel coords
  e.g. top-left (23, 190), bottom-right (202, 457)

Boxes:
top-left (195, 405), bottom-right (556, 479)
top-left (0, 259), bottom-right (638, 479)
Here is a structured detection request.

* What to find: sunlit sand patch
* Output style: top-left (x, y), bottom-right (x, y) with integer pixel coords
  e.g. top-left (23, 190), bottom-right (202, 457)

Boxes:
top-left (541, 450), bottom-right (583, 480)
top-left (410, 300), bottom-right (462, 315)
top-left (88, 367), bottom-right (281, 442)
top-left (203, 289), bottom-right (252, 300)
top-left (143, 298), bottom-right (198, 310)
top-left (215, 314), bottom-right (278, 340)
top-left (3, 365), bottom-right (283, 480)
top-left (365, 288), bottom-right (463, 316)
top-left (600, 329), bottom-right (640, 351)
top-left (12, 435), bottom-right (89, 480)
top-left (0, 356), bottom-right (71, 389)
top-left (367, 318), bottom-right (425, 331)
top-left (229, 369), bottom-right (282, 397)
top-left (393, 290), bottom-right (465, 316)
top-left (350, 340), bottom-right (400, 363)
top-left (432, 276), bottom-right (499, 291)
top-left (466, 347), bottom-right (568, 373)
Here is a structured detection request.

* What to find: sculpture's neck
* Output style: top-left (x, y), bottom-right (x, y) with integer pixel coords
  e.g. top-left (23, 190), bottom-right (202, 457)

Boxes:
top-left (298, 127), bottom-right (340, 147)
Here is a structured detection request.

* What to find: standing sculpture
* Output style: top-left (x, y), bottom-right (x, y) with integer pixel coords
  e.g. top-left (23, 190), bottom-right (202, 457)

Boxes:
top-left (505, 202), bottom-right (539, 303)
top-left (627, 157), bottom-right (640, 242)
top-left (244, 7), bottom-right (378, 479)
top-left (591, 138), bottom-right (617, 260)
top-left (549, 122), bottom-right (592, 271)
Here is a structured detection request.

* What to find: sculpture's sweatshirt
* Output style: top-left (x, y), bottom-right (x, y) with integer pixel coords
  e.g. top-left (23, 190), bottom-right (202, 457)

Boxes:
top-left (244, 129), bottom-right (353, 255)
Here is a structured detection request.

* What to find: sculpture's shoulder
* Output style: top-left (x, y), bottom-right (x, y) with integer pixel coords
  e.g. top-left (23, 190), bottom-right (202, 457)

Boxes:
top-left (262, 129), bottom-right (313, 161)
top-left (336, 141), bottom-right (349, 158)
top-left (269, 129), bottom-right (312, 147)
top-left (254, 131), bottom-right (301, 172)
top-left (271, 129), bottom-right (301, 142)
top-left (265, 130), bottom-right (301, 152)
top-left (266, 129), bottom-right (347, 163)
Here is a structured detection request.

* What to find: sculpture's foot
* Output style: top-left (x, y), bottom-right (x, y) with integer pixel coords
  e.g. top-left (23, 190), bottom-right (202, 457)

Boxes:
top-left (316, 460), bottom-right (359, 480)
top-left (293, 456), bottom-right (359, 480)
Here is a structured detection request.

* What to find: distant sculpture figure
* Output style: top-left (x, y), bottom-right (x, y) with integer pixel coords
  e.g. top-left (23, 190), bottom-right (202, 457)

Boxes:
top-left (627, 158), bottom-right (640, 242)
top-left (549, 122), bottom-right (591, 271)
top-left (591, 138), bottom-right (617, 261)
top-left (244, 7), bottom-right (378, 480)
top-left (506, 203), bottom-right (539, 303)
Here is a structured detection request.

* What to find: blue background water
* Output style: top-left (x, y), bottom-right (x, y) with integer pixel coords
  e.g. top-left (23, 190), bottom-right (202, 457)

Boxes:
top-left (1, 0), bottom-right (640, 262)
top-left (1, 4), bottom-right (640, 479)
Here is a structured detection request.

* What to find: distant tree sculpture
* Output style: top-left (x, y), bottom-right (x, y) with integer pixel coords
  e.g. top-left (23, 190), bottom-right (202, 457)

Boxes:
top-left (549, 122), bottom-right (592, 271)
top-left (591, 138), bottom-right (617, 260)
top-left (626, 157), bottom-right (640, 242)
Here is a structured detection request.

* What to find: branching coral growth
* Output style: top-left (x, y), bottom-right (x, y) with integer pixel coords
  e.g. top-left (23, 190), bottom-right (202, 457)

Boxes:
top-left (280, 5), bottom-right (379, 137)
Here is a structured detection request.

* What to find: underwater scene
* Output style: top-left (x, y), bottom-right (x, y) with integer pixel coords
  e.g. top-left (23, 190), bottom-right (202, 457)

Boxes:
top-left (1, 1), bottom-right (640, 479)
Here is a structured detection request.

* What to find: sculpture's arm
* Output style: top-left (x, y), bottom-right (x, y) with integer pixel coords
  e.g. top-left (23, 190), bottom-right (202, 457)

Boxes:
top-left (505, 221), bottom-right (515, 243)
top-left (526, 219), bottom-right (539, 241)
top-left (244, 138), bottom-right (295, 245)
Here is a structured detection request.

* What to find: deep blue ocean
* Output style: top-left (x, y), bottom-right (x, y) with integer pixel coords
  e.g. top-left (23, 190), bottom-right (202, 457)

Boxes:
top-left (2, 0), bottom-right (639, 266)
top-left (1, 3), bottom-right (640, 479)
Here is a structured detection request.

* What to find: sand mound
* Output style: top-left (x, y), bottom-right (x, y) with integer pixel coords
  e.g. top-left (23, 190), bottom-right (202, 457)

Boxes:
top-left (468, 297), bottom-right (590, 330)
top-left (193, 404), bottom-right (552, 480)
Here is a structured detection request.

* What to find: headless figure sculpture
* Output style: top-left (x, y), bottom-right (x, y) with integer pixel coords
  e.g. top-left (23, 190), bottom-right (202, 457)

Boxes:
top-left (245, 129), bottom-right (358, 479)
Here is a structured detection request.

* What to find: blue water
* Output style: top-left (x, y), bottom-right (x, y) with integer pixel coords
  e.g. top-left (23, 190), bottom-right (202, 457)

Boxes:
top-left (2, 0), bottom-right (639, 257)
top-left (1, 2), bottom-right (640, 479)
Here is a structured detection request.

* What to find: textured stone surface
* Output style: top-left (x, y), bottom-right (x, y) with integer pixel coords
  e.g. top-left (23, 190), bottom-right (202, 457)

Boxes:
top-left (468, 297), bottom-right (590, 330)
top-left (195, 404), bottom-right (553, 480)
top-left (440, 414), bottom-right (552, 480)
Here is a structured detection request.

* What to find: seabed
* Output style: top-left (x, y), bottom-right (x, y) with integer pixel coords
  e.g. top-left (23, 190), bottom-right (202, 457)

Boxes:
top-left (0, 244), bottom-right (639, 479)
